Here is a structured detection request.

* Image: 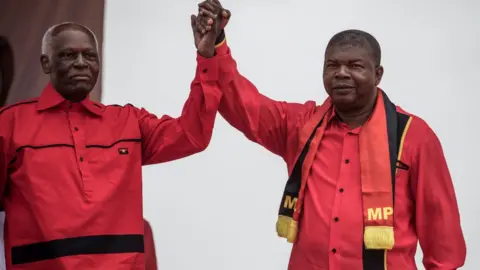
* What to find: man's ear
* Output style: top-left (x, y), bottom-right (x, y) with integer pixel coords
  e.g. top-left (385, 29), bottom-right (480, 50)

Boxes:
top-left (375, 65), bottom-right (384, 86)
top-left (40, 55), bottom-right (51, 74)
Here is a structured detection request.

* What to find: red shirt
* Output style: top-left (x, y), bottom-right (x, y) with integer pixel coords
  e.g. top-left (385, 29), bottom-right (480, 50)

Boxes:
top-left (212, 41), bottom-right (466, 270)
top-left (0, 54), bottom-right (222, 269)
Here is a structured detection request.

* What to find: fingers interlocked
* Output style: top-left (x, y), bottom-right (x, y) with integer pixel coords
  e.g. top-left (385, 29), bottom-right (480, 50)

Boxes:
top-left (195, 0), bottom-right (230, 34)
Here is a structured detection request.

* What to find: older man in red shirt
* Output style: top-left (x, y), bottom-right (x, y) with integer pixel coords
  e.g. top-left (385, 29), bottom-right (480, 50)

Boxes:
top-left (0, 18), bottom-right (224, 270)
top-left (193, 1), bottom-right (467, 269)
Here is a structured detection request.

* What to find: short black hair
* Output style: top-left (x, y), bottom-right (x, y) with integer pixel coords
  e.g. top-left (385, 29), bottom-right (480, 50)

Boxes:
top-left (326, 29), bottom-right (381, 66)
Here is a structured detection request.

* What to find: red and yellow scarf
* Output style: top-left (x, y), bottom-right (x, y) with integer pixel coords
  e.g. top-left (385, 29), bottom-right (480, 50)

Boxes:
top-left (276, 89), bottom-right (412, 250)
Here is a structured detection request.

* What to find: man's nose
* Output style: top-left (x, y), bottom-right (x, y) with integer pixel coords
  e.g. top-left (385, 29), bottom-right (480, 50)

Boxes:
top-left (335, 65), bottom-right (351, 78)
top-left (73, 54), bottom-right (88, 68)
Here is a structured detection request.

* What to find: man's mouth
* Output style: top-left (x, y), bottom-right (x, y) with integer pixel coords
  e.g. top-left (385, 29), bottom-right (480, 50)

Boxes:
top-left (70, 75), bottom-right (91, 81)
top-left (332, 85), bottom-right (355, 93)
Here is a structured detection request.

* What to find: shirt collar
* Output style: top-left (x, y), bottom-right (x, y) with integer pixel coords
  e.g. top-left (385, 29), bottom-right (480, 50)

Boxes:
top-left (329, 108), bottom-right (362, 134)
top-left (37, 83), bottom-right (104, 116)
top-left (328, 108), bottom-right (338, 123)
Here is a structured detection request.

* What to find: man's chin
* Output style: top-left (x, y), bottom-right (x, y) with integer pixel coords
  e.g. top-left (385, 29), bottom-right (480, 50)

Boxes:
top-left (70, 82), bottom-right (94, 92)
top-left (331, 95), bottom-right (356, 109)
top-left (66, 83), bottom-right (94, 101)
top-left (73, 81), bottom-right (94, 89)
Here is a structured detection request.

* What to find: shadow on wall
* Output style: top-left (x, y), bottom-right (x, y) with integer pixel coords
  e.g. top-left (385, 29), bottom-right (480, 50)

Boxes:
top-left (0, 37), bottom-right (14, 107)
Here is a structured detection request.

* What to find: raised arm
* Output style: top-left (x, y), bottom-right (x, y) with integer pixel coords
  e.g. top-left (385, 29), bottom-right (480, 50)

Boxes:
top-left (194, 2), bottom-right (313, 158)
top-left (207, 37), bottom-right (314, 158)
top-left (411, 124), bottom-right (466, 270)
top-left (134, 11), bottom-right (227, 165)
top-left (136, 54), bottom-right (222, 165)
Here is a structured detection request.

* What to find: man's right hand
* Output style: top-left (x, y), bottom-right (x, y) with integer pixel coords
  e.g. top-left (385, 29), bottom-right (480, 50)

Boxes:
top-left (191, 11), bottom-right (217, 58)
top-left (197, 0), bottom-right (230, 35)
top-left (192, 0), bottom-right (231, 55)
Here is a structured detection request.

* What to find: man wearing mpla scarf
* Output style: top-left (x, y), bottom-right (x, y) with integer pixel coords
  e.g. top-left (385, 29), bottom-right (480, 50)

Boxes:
top-left (0, 20), bottom-right (224, 269)
top-left (193, 1), bottom-right (467, 269)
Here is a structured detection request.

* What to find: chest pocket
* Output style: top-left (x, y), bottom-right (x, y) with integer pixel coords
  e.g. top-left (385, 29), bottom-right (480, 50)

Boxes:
top-left (87, 138), bottom-right (142, 162)
top-left (86, 138), bottom-right (142, 180)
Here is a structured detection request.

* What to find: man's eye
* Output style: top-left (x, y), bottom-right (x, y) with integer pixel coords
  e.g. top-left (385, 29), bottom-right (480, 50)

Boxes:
top-left (85, 53), bottom-right (97, 59)
top-left (60, 52), bottom-right (75, 59)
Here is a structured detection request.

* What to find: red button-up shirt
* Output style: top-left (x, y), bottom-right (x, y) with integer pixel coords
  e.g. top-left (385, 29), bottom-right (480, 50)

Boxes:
top-left (0, 54), bottom-right (222, 269)
top-left (212, 41), bottom-right (466, 270)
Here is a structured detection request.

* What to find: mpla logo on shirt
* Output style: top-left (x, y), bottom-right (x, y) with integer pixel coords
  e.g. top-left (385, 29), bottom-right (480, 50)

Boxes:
top-left (118, 148), bottom-right (129, 155)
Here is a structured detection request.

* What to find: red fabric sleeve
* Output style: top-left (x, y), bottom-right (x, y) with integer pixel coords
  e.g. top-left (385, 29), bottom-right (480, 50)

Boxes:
top-left (204, 41), bottom-right (314, 158)
top-left (135, 55), bottom-right (222, 165)
top-left (411, 125), bottom-right (466, 270)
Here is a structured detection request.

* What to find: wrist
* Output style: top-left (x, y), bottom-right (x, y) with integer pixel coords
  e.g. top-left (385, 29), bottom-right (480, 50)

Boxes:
top-left (215, 30), bottom-right (226, 46)
top-left (197, 48), bottom-right (215, 58)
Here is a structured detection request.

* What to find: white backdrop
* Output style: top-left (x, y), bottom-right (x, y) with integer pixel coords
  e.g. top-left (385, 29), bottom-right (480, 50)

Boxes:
top-left (103, 0), bottom-right (480, 269)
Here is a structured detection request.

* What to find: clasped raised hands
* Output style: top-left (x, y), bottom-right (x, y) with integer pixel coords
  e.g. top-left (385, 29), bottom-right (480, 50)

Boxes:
top-left (191, 0), bottom-right (231, 58)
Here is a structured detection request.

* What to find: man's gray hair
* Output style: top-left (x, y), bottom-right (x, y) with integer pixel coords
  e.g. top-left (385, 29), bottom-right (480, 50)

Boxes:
top-left (41, 22), bottom-right (99, 57)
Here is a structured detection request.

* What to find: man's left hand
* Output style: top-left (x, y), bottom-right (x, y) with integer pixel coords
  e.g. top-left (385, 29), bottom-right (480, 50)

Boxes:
top-left (196, 0), bottom-right (231, 37)
top-left (191, 0), bottom-right (229, 58)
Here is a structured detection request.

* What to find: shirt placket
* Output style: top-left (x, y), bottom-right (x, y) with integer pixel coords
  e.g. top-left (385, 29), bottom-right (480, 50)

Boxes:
top-left (66, 103), bottom-right (94, 198)
top-left (329, 130), bottom-right (357, 269)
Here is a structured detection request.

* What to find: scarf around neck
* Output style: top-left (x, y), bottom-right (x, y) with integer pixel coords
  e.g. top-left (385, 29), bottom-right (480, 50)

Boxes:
top-left (276, 89), bottom-right (412, 251)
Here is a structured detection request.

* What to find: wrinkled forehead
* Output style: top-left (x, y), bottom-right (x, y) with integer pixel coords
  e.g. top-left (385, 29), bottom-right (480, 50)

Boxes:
top-left (325, 43), bottom-right (373, 62)
top-left (51, 29), bottom-right (97, 53)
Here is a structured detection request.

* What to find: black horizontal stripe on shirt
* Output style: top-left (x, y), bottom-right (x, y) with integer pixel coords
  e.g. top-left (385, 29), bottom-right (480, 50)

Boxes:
top-left (16, 143), bottom-right (74, 152)
top-left (14, 138), bottom-right (142, 153)
top-left (10, 144), bottom-right (74, 165)
top-left (11, 234), bottom-right (144, 265)
top-left (11, 139), bottom-right (141, 164)
top-left (85, 138), bottom-right (142, 149)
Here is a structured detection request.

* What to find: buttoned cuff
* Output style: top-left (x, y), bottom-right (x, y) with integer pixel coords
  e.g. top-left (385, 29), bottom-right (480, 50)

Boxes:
top-left (196, 54), bottom-right (219, 82)
top-left (196, 37), bottom-right (231, 82)
top-left (195, 37), bottom-right (231, 82)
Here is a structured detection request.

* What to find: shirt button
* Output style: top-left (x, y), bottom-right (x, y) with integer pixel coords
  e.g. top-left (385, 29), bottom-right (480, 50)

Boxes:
top-left (202, 68), bottom-right (208, 73)
top-left (79, 157), bottom-right (84, 162)
top-left (345, 159), bottom-right (350, 164)
top-left (334, 217), bottom-right (339, 222)
top-left (332, 248), bottom-right (337, 253)
top-left (74, 127), bottom-right (79, 131)
top-left (339, 188), bottom-right (344, 193)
